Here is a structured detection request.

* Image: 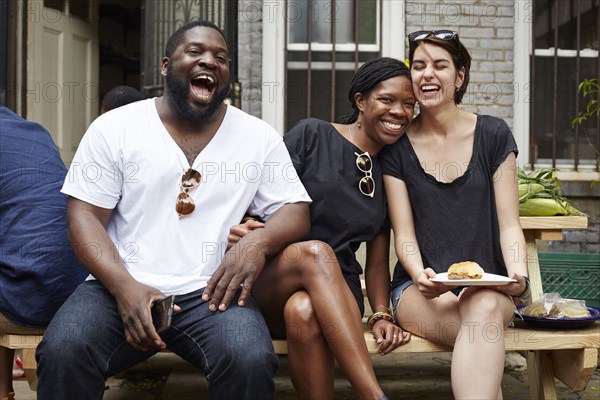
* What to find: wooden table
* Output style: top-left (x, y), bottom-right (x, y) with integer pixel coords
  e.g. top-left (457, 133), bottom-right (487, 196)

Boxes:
top-left (519, 216), bottom-right (588, 302)
top-left (518, 216), bottom-right (596, 400)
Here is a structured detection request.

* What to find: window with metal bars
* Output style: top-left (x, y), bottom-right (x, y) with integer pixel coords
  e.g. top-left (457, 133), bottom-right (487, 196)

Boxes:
top-left (284, 0), bottom-right (380, 132)
top-left (531, 0), bottom-right (599, 170)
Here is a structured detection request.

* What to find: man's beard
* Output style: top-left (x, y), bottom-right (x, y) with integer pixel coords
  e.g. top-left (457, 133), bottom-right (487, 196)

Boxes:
top-left (165, 64), bottom-right (229, 123)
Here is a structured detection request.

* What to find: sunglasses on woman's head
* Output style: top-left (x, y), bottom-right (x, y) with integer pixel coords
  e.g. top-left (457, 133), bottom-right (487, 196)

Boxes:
top-left (408, 30), bottom-right (458, 43)
top-left (176, 168), bottom-right (201, 218)
top-left (355, 152), bottom-right (374, 198)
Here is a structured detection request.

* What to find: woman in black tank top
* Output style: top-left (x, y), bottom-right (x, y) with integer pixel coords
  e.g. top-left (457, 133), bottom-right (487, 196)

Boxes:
top-left (382, 30), bottom-right (530, 399)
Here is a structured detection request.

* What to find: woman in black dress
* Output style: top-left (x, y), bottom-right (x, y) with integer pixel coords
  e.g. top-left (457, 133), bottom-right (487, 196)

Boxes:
top-left (230, 57), bottom-right (416, 399)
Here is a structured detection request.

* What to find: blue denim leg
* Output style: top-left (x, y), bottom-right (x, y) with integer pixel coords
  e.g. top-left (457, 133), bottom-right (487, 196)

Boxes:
top-left (36, 282), bottom-right (277, 400)
top-left (36, 281), bottom-right (159, 400)
top-left (390, 280), bottom-right (414, 320)
top-left (163, 288), bottom-right (278, 400)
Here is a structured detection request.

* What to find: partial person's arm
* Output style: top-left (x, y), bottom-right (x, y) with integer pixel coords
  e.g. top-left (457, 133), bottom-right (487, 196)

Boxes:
top-left (365, 228), bottom-right (410, 354)
top-left (67, 197), bottom-right (172, 351)
top-left (383, 175), bottom-right (451, 299)
top-left (490, 153), bottom-right (529, 297)
top-left (203, 202), bottom-right (310, 311)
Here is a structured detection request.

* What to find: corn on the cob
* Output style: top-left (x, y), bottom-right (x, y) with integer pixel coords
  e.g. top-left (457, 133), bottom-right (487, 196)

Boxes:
top-left (519, 198), bottom-right (567, 216)
top-left (517, 168), bottom-right (586, 216)
top-left (518, 183), bottom-right (545, 202)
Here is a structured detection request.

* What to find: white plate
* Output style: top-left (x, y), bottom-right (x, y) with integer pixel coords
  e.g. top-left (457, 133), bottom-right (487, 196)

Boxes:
top-left (430, 272), bottom-right (517, 286)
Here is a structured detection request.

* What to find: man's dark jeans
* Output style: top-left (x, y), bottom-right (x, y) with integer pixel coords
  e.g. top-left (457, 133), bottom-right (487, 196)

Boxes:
top-left (36, 281), bottom-right (277, 399)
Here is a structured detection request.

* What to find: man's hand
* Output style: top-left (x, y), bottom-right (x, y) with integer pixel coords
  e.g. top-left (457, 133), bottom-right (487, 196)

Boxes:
top-left (114, 282), bottom-right (179, 351)
top-left (203, 202), bottom-right (310, 312)
top-left (202, 237), bottom-right (266, 311)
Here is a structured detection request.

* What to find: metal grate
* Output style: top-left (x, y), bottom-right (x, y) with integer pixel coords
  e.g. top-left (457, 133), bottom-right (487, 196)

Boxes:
top-left (539, 252), bottom-right (600, 306)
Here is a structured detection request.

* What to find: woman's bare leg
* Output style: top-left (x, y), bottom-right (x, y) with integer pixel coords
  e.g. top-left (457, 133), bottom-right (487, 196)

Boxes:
top-left (253, 241), bottom-right (384, 399)
top-left (284, 291), bottom-right (335, 399)
top-left (395, 285), bottom-right (461, 347)
top-left (396, 286), bottom-right (514, 399)
top-left (451, 288), bottom-right (514, 400)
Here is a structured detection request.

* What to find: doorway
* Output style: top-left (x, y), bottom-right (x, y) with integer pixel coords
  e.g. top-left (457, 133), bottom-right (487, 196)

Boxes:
top-left (98, 0), bottom-right (142, 106)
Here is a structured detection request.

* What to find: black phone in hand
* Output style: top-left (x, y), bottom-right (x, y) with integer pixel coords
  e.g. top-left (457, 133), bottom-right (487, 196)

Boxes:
top-left (152, 295), bottom-right (175, 333)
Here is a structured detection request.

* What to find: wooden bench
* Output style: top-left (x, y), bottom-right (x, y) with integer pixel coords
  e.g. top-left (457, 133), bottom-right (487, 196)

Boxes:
top-left (2, 216), bottom-right (598, 399)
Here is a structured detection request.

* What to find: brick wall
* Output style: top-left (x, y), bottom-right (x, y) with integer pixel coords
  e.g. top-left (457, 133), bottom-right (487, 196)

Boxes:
top-left (405, 0), bottom-right (516, 126)
top-left (541, 198), bottom-right (600, 254)
top-left (237, 0), bottom-right (263, 118)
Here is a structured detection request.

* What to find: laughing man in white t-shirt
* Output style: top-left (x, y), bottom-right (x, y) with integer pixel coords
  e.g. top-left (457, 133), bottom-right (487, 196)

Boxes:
top-left (36, 21), bottom-right (311, 400)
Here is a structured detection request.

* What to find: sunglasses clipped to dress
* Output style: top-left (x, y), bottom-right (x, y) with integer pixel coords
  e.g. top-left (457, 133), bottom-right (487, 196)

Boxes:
top-left (355, 151), bottom-right (374, 198)
top-left (408, 29), bottom-right (458, 43)
top-left (176, 168), bottom-right (201, 218)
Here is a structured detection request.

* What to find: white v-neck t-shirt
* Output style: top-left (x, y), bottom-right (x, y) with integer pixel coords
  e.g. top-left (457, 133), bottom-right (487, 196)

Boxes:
top-left (62, 99), bottom-right (311, 295)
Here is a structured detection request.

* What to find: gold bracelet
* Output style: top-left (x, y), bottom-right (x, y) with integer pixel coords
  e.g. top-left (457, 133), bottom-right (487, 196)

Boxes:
top-left (367, 311), bottom-right (396, 330)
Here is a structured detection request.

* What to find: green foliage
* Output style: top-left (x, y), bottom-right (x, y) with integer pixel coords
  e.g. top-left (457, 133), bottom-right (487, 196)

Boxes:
top-left (571, 78), bottom-right (600, 165)
top-left (571, 78), bottom-right (599, 127)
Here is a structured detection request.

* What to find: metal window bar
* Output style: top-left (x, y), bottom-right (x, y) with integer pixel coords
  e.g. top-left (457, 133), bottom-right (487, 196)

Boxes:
top-left (224, 1), bottom-right (239, 108)
top-left (575, 0), bottom-right (581, 170)
top-left (596, 2), bottom-right (600, 171)
top-left (530, 0), bottom-right (537, 168)
top-left (354, 0), bottom-right (359, 71)
top-left (284, 0), bottom-right (289, 130)
top-left (552, 0), bottom-right (558, 169)
top-left (307, 0), bottom-right (313, 118)
top-left (330, 0), bottom-right (336, 122)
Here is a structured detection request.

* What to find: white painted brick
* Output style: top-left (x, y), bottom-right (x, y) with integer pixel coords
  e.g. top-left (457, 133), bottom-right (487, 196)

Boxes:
top-left (497, 28), bottom-right (514, 38)
top-left (460, 38), bottom-right (479, 49)
top-left (480, 16), bottom-right (514, 28)
top-left (470, 72), bottom-right (495, 83)
top-left (461, 27), bottom-right (495, 37)
top-left (495, 72), bottom-right (514, 83)
top-left (484, 39), bottom-right (514, 50)
top-left (479, 106), bottom-right (513, 117)
top-left (481, 61), bottom-right (513, 71)
top-left (489, 50), bottom-right (508, 61)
